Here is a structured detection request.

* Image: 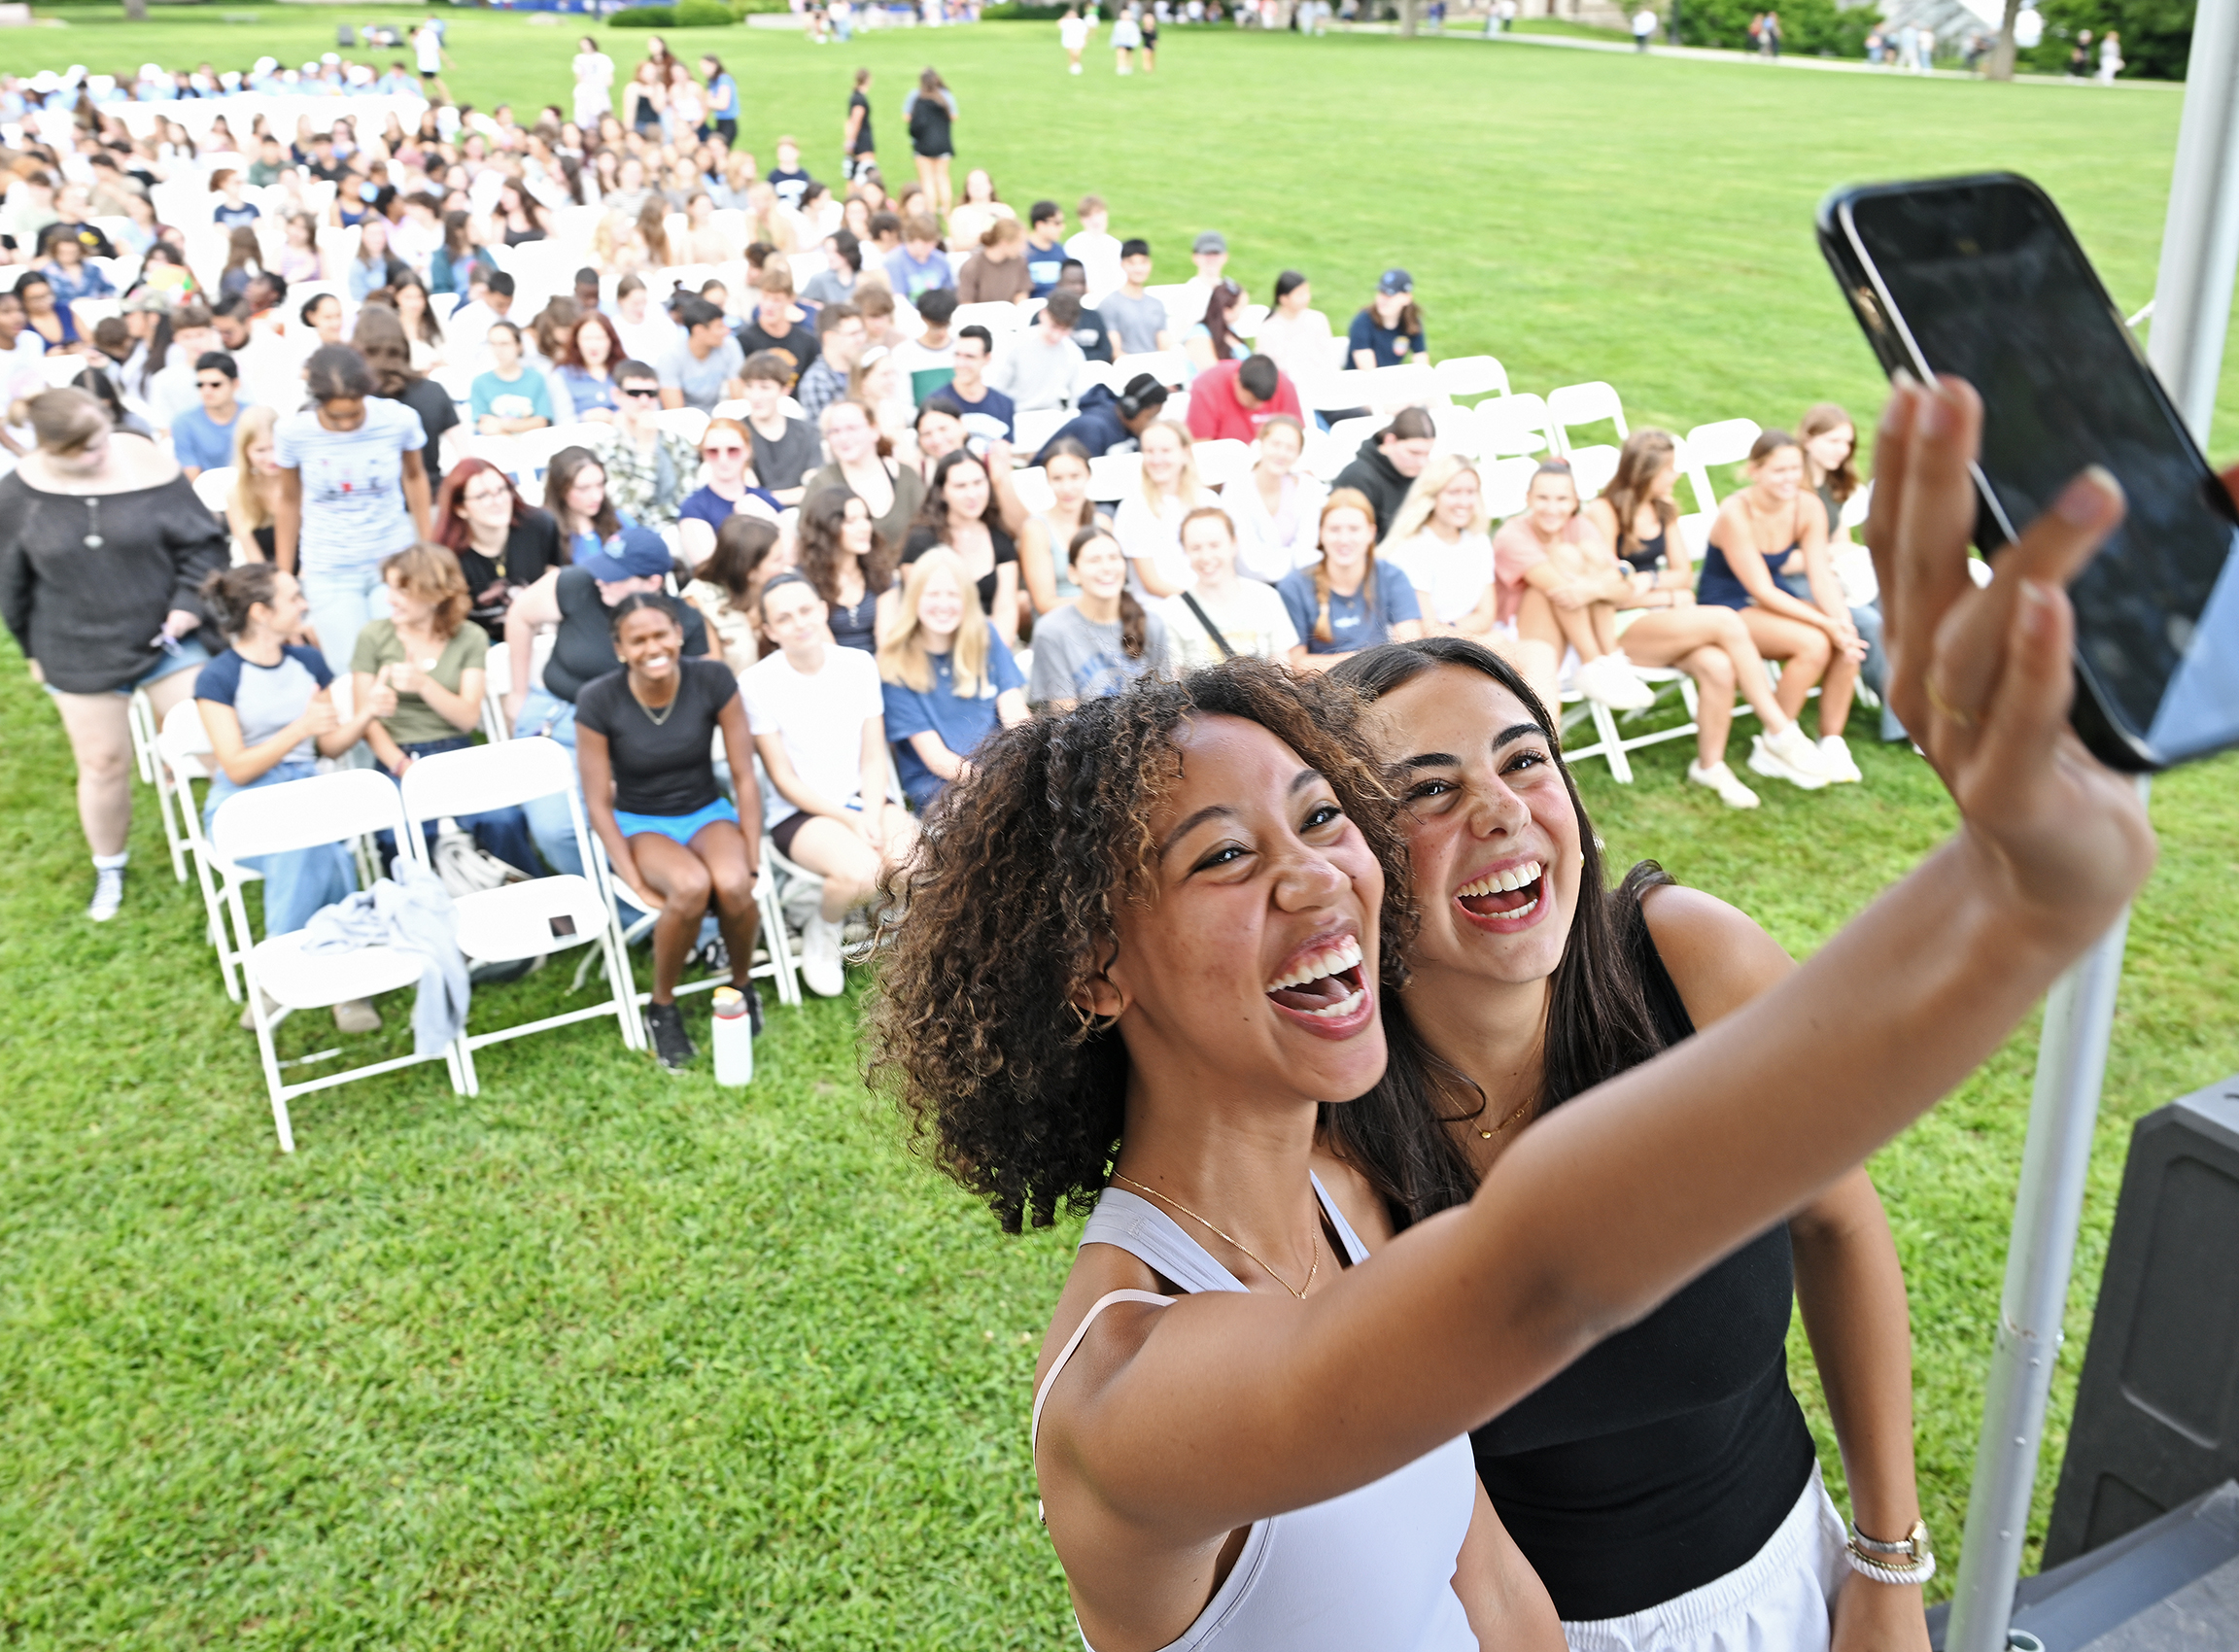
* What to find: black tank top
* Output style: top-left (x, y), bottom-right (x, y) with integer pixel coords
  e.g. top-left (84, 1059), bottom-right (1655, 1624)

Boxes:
top-left (1619, 519), bottom-right (1668, 577)
top-left (1470, 890), bottom-right (1817, 1621)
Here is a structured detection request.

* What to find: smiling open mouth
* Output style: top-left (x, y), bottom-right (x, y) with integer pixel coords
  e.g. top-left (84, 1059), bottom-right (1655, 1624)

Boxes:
top-left (1457, 859), bottom-right (1544, 921)
top-left (1264, 934), bottom-right (1367, 1020)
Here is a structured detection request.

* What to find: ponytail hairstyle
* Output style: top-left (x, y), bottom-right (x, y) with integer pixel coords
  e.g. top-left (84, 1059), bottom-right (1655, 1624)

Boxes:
top-left (200, 562), bottom-right (281, 638)
top-left (1748, 428), bottom-right (1801, 468)
top-left (604, 589), bottom-right (685, 642)
top-left (1039, 436), bottom-right (1098, 533)
top-left (1799, 402), bottom-right (1860, 502)
top-left (1381, 404), bottom-right (1436, 447)
top-left (1325, 637), bottom-right (1676, 1227)
top-left (303, 343), bottom-right (377, 402)
top-left (1601, 428), bottom-right (1678, 557)
top-left (1069, 523), bottom-right (1146, 659)
top-left (1308, 487), bottom-right (1380, 646)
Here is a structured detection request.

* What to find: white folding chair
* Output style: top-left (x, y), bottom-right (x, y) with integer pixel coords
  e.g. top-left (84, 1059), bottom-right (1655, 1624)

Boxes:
top-left (1429, 402), bottom-right (1482, 459)
top-left (1567, 444), bottom-right (1621, 499)
top-left (1561, 670), bottom-right (1702, 784)
top-left (189, 465), bottom-right (236, 515)
top-left (1009, 465), bottom-right (1055, 514)
top-left (1123, 350), bottom-right (1192, 390)
top-left (158, 698), bottom-right (255, 1000)
top-left (1482, 455), bottom-right (1541, 521)
top-left (399, 740), bottom-right (644, 1088)
top-left (1350, 362), bottom-right (1438, 413)
top-left (952, 299), bottom-right (1030, 334)
top-left (1087, 451), bottom-right (1142, 503)
top-left (1547, 381), bottom-right (1631, 457)
top-left (1477, 393), bottom-right (1555, 459)
top-left (1679, 418), bottom-right (1761, 517)
top-left (1012, 407), bottom-right (1071, 457)
top-left (656, 405), bottom-right (710, 446)
top-left (126, 686), bottom-right (162, 792)
top-left (1324, 413), bottom-right (1384, 457)
top-left (212, 770), bottom-right (467, 1153)
top-left (1192, 438), bottom-right (1255, 491)
top-left (1432, 355), bottom-right (1511, 402)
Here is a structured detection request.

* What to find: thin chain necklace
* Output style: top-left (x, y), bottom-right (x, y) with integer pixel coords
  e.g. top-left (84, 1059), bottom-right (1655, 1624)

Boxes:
top-left (630, 677), bottom-right (679, 727)
top-left (1109, 1171), bottom-right (1320, 1301)
top-left (1477, 1093), bottom-right (1534, 1140)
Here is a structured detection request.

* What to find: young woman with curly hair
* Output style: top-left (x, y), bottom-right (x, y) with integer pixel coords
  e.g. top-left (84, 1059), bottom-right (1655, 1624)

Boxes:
top-left (865, 383), bottom-right (2153, 1652)
top-left (796, 484), bottom-right (899, 654)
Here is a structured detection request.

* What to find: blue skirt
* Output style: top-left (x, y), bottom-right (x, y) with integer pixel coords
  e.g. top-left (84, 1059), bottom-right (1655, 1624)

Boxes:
top-left (614, 796), bottom-right (739, 846)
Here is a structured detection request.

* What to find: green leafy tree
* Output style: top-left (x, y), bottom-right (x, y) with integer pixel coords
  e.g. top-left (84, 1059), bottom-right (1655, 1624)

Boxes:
top-left (2023, 0), bottom-right (2194, 79)
top-left (1672, 0), bottom-right (1879, 57)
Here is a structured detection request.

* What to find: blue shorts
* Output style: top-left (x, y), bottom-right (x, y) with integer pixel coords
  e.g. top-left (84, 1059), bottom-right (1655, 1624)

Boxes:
top-left (614, 795), bottom-right (740, 846)
top-left (46, 637), bottom-right (213, 700)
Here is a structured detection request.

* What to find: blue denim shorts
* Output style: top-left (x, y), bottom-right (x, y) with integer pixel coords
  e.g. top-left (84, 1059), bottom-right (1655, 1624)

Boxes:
top-left (45, 637), bottom-right (213, 700)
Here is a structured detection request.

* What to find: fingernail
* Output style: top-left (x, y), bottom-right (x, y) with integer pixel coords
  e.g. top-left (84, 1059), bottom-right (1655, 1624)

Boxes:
top-left (1917, 392), bottom-right (1951, 438)
top-left (2054, 467), bottom-right (2119, 525)
top-left (2019, 578), bottom-right (2057, 637)
top-left (1880, 386), bottom-right (1913, 436)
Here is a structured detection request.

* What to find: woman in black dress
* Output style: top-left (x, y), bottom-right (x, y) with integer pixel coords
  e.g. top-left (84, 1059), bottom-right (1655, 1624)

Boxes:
top-left (1331, 636), bottom-right (1932, 1652)
top-left (905, 67), bottom-right (956, 219)
top-left (0, 387), bottom-right (228, 919)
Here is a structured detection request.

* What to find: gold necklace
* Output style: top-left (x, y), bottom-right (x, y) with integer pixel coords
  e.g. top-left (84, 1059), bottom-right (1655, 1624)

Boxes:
top-left (1109, 1171), bottom-right (1320, 1301)
top-left (1477, 1094), bottom-right (1534, 1140)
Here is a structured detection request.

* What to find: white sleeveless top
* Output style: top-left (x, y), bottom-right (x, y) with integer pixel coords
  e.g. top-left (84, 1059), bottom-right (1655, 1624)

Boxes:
top-left (1031, 1177), bottom-right (1480, 1652)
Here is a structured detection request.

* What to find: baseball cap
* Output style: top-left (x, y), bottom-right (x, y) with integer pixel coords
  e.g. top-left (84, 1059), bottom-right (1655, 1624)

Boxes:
top-left (575, 525), bottom-right (673, 585)
top-left (1378, 267), bottom-right (1414, 295)
top-left (1192, 230), bottom-right (1227, 257)
top-left (123, 291), bottom-right (174, 316)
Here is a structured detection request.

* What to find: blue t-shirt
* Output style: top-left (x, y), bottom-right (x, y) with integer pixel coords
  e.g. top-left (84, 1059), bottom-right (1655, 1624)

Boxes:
top-left (273, 396), bottom-right (429, 572)
top-left (193, 644), bottom-right (332, 763)
top-left (1347, 309), bottom-right (1426, 369)
top-left (946, 382), bottom-right (1016, 442)
top-left (214, 201), bottom-right (261, 227)
top-left (679, 483), bottom-right (780, 538)
top-left (171, 404), bottom-right (241, 473)
top-left (884, 246), bottom-right (955, 301)
top-left (470, 366), bottom-right (554, 426)
top-left (1277, 565), bottom-right (1422, 655)
top-left (1023, 239), bottom-right (1067, 298)
top-left (557, 364), bottom-right (617, 418)
top-left (882, 624), bottom-right (1025, 806)
top-left (707, 73), bottom-right (739, 120)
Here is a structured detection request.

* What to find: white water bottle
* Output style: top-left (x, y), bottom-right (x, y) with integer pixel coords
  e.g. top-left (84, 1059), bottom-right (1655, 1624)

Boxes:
top-left (710, 986), bottom-right (754, 1086)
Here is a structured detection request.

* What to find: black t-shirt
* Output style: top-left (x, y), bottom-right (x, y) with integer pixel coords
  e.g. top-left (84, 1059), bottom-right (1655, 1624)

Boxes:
top-left (575, 657), bottom-right (736, 817)
top-left (747, 415), bottom-right (821, 491)
top-left (908, 94), bottom-right (954, 158)
top-left (457, 510), bottom-right (565, 633)
top-left (900, 522), bottom-right (1017, 616)
top-left (385, 376), bottom-right (460, 495)
top-left (733, 316), bottom-right (821, 388)
top-left (846, 88), bottom-right (875, 155)
top-left (544, 566), bottom-right (711, 703)
top-left (1067, 305), bottom-right (1114, 364)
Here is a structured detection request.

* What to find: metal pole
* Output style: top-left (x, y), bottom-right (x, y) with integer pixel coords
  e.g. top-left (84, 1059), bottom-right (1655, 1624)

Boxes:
top-left (1944, 8), bottom-right (2239, 1647)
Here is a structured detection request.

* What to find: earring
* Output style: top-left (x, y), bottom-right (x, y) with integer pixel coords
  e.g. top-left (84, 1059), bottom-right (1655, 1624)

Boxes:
top-left (1071, 1001), bottom-right (1120, 1036)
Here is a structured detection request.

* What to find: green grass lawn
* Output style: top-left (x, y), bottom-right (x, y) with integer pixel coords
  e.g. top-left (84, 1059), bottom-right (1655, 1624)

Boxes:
top-left (4, 16), bottom-right (2237, 1646)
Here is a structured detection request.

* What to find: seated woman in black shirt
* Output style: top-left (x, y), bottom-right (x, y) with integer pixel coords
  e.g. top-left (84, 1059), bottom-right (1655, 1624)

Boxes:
top-left (898, 448), bottom-right (1019, 649)
top-left (432, 457), bottom-right (565, 636)
top-left (1329, 637), bottom-right (1928, 1652)
top-left (576, 591), bottom-right (764, 1072)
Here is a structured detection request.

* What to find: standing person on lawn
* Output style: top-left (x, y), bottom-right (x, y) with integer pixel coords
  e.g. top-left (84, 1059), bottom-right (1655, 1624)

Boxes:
top-left (576, 589), bottom-right (766, 1071)
top-left (1334, 635), bottom-right (1929, 1651)
top-left (843, 66), bottom-right (878, 182)
top-left (0, 388), bottom-right (228, 921)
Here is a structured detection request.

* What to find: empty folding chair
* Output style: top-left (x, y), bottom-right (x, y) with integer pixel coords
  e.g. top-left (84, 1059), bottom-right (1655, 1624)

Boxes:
top-left (1482, 455), bottom-right (1541, 521)
top-left (1566, 444), bottom-right (1621, 499)
top-left (159, 699), bottom-right (254, 1000)
top-left (1323, 414), bottom-right (1384, 458)
top-left (656, 405), bottom-right (711, 446)
top-left (1434, 355), bottom-right (1512, 403)
top-left (1012, 407), bottom-right (1072, 457)
top-left (126, 686), bottom-right (162, 792)
top-left (1477, 393), bottom-right (1554, 460)
top-left (399, 739), bottom-right (643, 1089)
top-left (190, 465), bottom-right (235, 515)
top-left (1429, 403), bottom-right (1481, 459)
top-left (212, 769), bottom-right (467, 1153)
top-left (1087, 451), bottom-right (1142, 502)
top-left (1191, 438), bottom-right (1255, 491)
top-left (1010, 465), bottom-right (1056, 515)
top-left (1679, 418), bottom-right (1761, 516)
top-left (1546, 381), bottom-right (1631, 458)
top-left (1122, 350), bottom-right (1193, 391)
top-left (1561, 671), bottom-right (1703, 785)
top-left (952, 299), bottom-right (1030, 334)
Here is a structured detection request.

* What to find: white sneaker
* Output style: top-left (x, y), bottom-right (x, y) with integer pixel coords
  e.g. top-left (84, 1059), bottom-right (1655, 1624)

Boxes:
top-left (1576, 654), bottom-right (1656, 712)
top-left (86, 866), bottom-right (124, 922)
top-left (801, 914), bottom-right (846, 998)
top-left (1747, 727), bottom-right (1831, 791)
top-left (1816, 734), bottom-right (1865, 784)
top-left (1686, 760), bottom-right (1761, 809)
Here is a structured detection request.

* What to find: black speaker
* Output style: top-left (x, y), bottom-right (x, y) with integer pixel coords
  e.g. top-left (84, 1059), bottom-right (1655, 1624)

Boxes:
top-left (2046, 1073), bottom-right (2239, 1566)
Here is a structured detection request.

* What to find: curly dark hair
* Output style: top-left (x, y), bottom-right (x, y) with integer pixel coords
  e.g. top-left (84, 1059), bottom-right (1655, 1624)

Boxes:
top-left (798, 485), bottom-right (898, 607)
top-left (865, 657), bottom-right (1419, 1234)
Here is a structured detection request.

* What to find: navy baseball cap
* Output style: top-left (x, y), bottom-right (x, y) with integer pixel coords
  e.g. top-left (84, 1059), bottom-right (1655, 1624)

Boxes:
top-left (1378, 267), bottom-right (1414, 295)
top-left (575, 525), bottom-right (672, 584)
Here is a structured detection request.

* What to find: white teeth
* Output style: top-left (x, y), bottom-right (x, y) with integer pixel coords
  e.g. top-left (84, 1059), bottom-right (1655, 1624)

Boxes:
top-left (1302, 986), bottom-right (1366, 1020)
top-left (1457, 860), bottom-right (1543, 899)
top-left (1263, 934), bottom-right (1363, 994)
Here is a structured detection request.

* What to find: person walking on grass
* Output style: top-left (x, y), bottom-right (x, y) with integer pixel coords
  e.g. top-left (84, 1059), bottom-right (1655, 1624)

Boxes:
top-left (1632, 6), bottom-right (1656, 49)
top-left (1061, 6), bottom-right (1092, 73)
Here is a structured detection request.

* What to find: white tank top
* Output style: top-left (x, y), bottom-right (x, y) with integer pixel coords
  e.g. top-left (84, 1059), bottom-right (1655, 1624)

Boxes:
top-left (1031, 1177), bottom-right (1480, 1652)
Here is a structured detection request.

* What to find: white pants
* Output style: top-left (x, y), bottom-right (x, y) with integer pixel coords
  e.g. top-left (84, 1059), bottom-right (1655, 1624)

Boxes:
top-left (1563, 1465), bottom-right (1849, 1652)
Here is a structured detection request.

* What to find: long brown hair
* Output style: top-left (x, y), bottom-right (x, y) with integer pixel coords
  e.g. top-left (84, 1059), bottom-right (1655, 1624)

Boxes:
top-left (1325, 637), bottom-right (1676, 1225)
top-left (1600, 428), bottom-right (1679, 557)
top-left (433, 457), bottom-right (534, 553)
top-left (1070, 523), bottom-right (1147, 659)
top-left (799, 484), bottom-right (898, 605)
top-left (1309, 488), bottom-right (1380, 646)
top-left (543, 446), bottom-right (621, 549)
top-left (1799, 402), bottom-right (1859, 503)
top-left (379, 542), bottom-right (472, 639)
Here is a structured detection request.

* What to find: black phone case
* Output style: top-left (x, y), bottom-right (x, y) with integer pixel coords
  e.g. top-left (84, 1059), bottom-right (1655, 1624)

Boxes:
top-left (1814, 175), bottom-right (2169, 772)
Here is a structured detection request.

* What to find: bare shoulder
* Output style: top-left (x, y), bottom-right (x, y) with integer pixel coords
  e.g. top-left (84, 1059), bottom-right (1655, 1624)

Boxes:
top-left (1034, 1239), bottom-right (1169, 1402)
top-left (1309, 1142), bottom-right (1398, 1250)
top-left (120, 432), bottom-right (181, 488)
top-left (1639, 881), bottom-right (1793, 1029)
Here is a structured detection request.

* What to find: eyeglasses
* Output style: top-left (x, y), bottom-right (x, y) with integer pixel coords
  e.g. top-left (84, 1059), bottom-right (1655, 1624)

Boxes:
top-left (462, 485), bottom-right (514, 505)
top-left (621, 386), bottom-right (660, 400)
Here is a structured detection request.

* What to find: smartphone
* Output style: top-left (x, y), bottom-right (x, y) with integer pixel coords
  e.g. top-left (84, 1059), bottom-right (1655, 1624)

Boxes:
top-left (1817, 172), bottom-right (2239, 771)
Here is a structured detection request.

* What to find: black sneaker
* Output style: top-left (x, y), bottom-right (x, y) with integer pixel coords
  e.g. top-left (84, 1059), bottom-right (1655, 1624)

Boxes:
top-left (741, 982), bottom-right (765, 1036)
top-left (645, 1001), bottom-right (697, 1071)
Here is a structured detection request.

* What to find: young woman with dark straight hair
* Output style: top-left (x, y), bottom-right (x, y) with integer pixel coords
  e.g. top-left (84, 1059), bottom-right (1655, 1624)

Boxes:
top-left (865, 376), bottom-right (2152, 1652)
top-left (1330, 634), bottom-right (1925, 1648)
